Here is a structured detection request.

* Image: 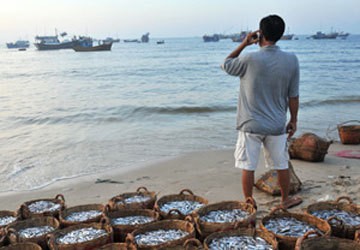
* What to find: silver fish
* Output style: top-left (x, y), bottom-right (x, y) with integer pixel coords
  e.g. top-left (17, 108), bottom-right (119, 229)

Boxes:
top-left (111, 215), bottom-right (155, 225)
top-left (56, 227), bottom-right (107, 244)
top-left (264, 217), bottom-right (322, 237)
top-left (18, 226), bottom-right (55, 238)
top-left (64, 210), bottom-right (102, 222)
top-left (200, 209), bottom-right (250, 223)
top-left (311, 209), bottom-right (360, 226)
top-left (160, 201), bottom-right (205, 215)
top-left (135, 229), bottom-right (188, 246)
top-left (116, 196), bottom-right (151, 205)
top-left (0, 216), bottom-right (16, 226)
top-left (209, 236), bottom-right (274, 250)
top-left (28, 201), bottom-right (61, 213)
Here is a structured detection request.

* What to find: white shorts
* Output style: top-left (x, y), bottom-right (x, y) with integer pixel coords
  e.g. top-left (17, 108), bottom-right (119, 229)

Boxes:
top-left (234, 131), bottom-right (289, 171)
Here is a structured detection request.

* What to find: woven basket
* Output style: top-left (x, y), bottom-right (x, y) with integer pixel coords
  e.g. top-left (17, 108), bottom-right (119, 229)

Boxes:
top-left (47, 221), bottom-right (113, 250)
top-left (104, 204), bottom-right (160, 242)
top-left (204, 226), bottom-right (278, 250)
top-left (0, 242), bottom-right (42, 250)
top-left (126, 218), bottom-right (195, 249)
top-left (108, 187), bottom-right (157, 210)
top-left (305, 196), bottom-right (360, 239)
top-left (154, 189), bottom-right (208, 220)
top-left (260, 207), bottom-right (331, 250)
top-left (18, 194), bottom-right (66, 219)
top-left (0, 229), bottom-right (5, 247)
top-left (0, 211), bottom-right (17, 230)
top-left (59, 203), bottom-right (105, 228)
top-left (183, 238), bottom-right (203, 250)
top-left (338, 120), bottom-right (360, 144)
top-left (5, 216), bottom-right (59, 249)
top-left (97, 237), bottom-right (137, 250)
top-left (192, 199), bottom-right (257, 240)
top-left (295, 230), bottom-right (360, 250)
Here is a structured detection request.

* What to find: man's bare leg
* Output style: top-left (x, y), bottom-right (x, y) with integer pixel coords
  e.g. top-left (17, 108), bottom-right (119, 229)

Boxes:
top-left (242, 169), bottom-right (255, 199)
top-left (277, 168), bottom-right (302, 208)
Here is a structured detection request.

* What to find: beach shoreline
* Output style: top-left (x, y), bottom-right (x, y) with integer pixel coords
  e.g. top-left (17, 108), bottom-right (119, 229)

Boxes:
top-left (0, 142), bottom-right (359, 213)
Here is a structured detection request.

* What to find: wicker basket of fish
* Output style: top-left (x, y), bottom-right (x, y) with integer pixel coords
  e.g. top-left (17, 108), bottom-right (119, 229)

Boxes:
top-left (0, 211), bottom-right (17, 230)
top-left (104, 204), bottom-right (160, 242)
top-left (260, 207), bottom-right (331, 250)
top-left (96, 237), bottom-right (137, 250)
top-left (5, 216), bottom-right (59, 249)
top-left (203, 225), bottom-right (278, 250)
top-left (192, 199), bottom-right (257, 240)
top-left (108, 187), bottom-right (157, 210)
top-left (0, 242), bottom-right (42, 250)
top-left (17, 194), bottom-right (66, 219)
top-left (126, 217), bottom-right (195, 249)
top-left (0, 229), bottom-right (5, 247)
top-left (295, 230), bottom-right (360, 250)
top-left (47, 220), bottom-right (113, 250)
top-left (154, 189), bottom-right (208, 220)
top-left (305, 196), bottom-right (360, 239)
top-left (59, 204), bottom-right (105, 228)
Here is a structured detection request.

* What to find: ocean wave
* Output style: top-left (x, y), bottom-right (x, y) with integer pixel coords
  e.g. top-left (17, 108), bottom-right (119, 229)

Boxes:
top-left (132, 106), bottom-right (236, 114)
top-left (301, 96), bottom-right (360, 108)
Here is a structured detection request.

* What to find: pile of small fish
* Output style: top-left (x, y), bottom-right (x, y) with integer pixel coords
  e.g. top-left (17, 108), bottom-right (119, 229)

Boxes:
top-left (28, 201), bottom-right (61, 213)
top-left (56, 227), bottom-right (108, 244)
top-left (264, 217), bottom-right (322, 237)
top-left (18, 225), bottom-right (55, 238)
top-left (160, 201), bottom-right (205, 215)
top-left (111, 215), bottom-right (155, 226)
top-left (209, 236), bottom-right (274, 250)
top-left (116, 196), bottom-right (151, 205)
top-left (64, 210), bottom-right (103, 222)
top-left (311, 209), bottom-right (360, 226)
top-left (200, 209), bottom-right (250, 223)
top-left (135, 229), bottom-right (188, 246)
top-left (0, 216), bottom-right (17, 227)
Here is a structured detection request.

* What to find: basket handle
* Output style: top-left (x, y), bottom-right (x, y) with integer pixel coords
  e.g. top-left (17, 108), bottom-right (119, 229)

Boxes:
top-left (167, 209), bottom-right (184, 217)
top-left (47, 234), bottom-right (58, 250)
top-left (126, 233), bottom-right (136, 246)
top-left (17, 204), bottom-right (29, 220)
top-left (192, 213), bottom-right (203, 235)
top-left (355, 230), bottom-right (360, 243)
top-left (6, 228), bottom-right (19, 243)
top-left (269, 206), bottom-right (289, 216)
top-left (103, 204), bottom-right (111, 214)
top-left (55, 194), bottom-right (65, 202)
top-left (245, 197), bottom-right (257, 210)
top-left (327, 216), bottom-right (344, 227)
top-left (335, 196), bottom-right (353, 204)
top-left (113, 196), bottom-right (125, 204)
top-left (154, 210), bottom-right (161, 221)
top-left (183, 238), bottom-right (202, 249)
top-left (185, 215), bottom-right (194, 224)
top-left (100, 216), bottom-right (110, 226)
top-left (179, 189), bottom-right (194, 196)
top-left (295, 231), bottom-right (322, 250)
top-left (136, 186), bottom-right (148, 193)
top-left (337, 120), bottom-right (360, 128)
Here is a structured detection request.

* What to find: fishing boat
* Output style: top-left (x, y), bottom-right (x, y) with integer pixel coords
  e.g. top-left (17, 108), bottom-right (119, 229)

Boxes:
top-left (311, 31), bottom-right (338, 39)
top-left (34, 31), bottom-right (76, 50)
top-left (123, 39), bottom-right (140, 43)
top-left (103, 37), bottom-right (120, 43)
top-left (203, 34), bottom-right (220, 42)
top-left (231, 31), bottom-right (248, 42)
top-left (338, 32), bottom-right (350, 39)
top-left (72, 37), bottom-right (112, 52)
top-left (141, 32), bottom-right (150, 43)
top-left (7, 40), bottom-right (30, 49)
top-left (156, 40), bottom-right (165, 44)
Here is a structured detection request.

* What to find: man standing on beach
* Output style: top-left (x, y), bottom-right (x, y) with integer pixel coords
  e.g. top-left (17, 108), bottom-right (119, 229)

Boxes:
top-left (222, 15), bottom-right (302, 209)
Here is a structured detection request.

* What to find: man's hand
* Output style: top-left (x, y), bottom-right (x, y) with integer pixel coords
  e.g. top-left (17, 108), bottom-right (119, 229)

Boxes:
top-left (286, 121), bottom-right (297, 139)
top-left (243, 30), bottom-right (260, 47)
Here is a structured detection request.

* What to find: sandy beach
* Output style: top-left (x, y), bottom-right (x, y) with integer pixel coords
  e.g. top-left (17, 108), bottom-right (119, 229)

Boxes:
top-left (0, 142), bottom-right (359, 216)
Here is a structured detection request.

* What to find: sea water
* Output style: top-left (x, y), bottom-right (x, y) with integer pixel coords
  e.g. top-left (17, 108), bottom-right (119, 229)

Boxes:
top-left (0, 36), bottom-right (359, 191)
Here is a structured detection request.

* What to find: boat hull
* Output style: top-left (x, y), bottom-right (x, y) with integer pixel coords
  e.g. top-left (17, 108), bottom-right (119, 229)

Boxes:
top-left (34, 41), bottom-right (75, 50)
top-left (72, 43), bottom-right (112, 52)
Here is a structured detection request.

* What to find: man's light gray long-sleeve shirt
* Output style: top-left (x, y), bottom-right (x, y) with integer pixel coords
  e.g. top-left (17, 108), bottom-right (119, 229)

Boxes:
top-left (223, 45), bottom-right (299, 135)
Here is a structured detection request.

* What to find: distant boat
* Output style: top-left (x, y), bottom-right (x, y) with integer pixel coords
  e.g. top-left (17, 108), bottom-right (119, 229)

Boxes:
top-left (141, 32), bottom-right (150, 43)
top-left (103, 37), bottom-right (120, 43)
top-left (156, 40), bottom-right (165, 44)
top-left (203, 34), bottom-right (220, 42)
top-left (231, 31), bottom-right (248, 42)
top-left (280, 34), bottom-right (294, 40)
top-left (34, 31), bottom-right (76, 50)
top-left (338, 32), bottom-right (350, 39)
top-left (72, 37), bottom-right (112, 52)
top-left (6, 40), bottom-right (30, 49)
top-left (311, 31), bottom-right (338, 39)
top-left (18, 48), bottom-right (27, 51)
top-left (123, 39), bottom-right (140, 43)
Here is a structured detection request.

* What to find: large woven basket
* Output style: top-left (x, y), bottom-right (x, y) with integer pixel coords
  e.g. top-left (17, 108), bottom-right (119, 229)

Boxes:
top-left (18, 194), bottom-right (66, 219)
top-left (97, 237), bottom-right (137, 250)
top-left (0, 242), bottom-right (42, 250)
top-left (338, 120), bottom-right (360, 144)
top-left (104, 204), bottom-right (160, 242)
top-left (305, 196), bottom-right (360, 239)
top-left (5, 216), bottom-right (59, 249)
top-left (0, 211), bottom-right (17, 230)
top-left (126, 218), bottom-right (195, 250)
top-left (295, 230), bottom-right (360, 250)
top-left (192, 199), bottom-right (256, 240)
top-left (0, 229), bottom-right (5, 247)
top-left (204, 226), bottom-right (278, 250)
top-left (154, 189), bottom-right (208, 220)
top-left (108, 187), bottom-right (157, 210)
top-left (59, 203), bottom-right (105, 228)
top-left (47, 221), bottom-right (113, 250)
top-left (260, 207), bottom-right (331, 250)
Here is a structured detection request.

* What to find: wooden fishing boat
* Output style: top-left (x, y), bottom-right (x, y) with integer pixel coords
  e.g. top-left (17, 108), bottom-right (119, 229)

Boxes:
top-left (73, 42), bottom-right (112, 52)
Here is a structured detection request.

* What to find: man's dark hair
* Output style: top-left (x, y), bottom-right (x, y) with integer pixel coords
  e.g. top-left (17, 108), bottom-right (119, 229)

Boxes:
top-left (260, 15), bottom-right (285, 42)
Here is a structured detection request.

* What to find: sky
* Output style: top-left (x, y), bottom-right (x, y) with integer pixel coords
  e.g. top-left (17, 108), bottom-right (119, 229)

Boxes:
top-left (1, 0), bottom-right (359, 41)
